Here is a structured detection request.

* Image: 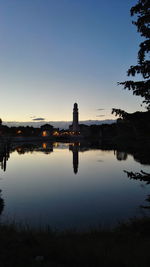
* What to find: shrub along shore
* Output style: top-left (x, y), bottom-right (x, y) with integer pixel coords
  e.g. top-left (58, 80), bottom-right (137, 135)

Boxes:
top-left (0, 216), bottom-right (150, 267)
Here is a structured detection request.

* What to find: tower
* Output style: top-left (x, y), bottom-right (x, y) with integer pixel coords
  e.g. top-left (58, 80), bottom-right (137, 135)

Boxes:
top-left (72, 103), bottom-right (79, 132)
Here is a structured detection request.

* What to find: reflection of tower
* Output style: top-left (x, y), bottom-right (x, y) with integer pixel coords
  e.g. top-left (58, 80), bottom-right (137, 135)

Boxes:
top-left (69, 143), bottom-right (79, 174)
top-left (73, 103), bottom-right (79, 132)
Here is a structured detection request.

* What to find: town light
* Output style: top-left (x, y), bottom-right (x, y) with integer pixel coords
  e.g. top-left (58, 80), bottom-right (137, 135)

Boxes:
top-left (42, 131), bottom-right (47, 137)
top-left (53, 131), bottom-right (59, 136)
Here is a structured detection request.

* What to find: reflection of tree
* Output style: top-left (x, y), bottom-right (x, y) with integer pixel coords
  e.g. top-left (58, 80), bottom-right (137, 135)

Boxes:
top-left (0, 144), bottom-right (7, 216)
top-left (124, 170), bottom-right (150, 209)
top-left (0, 143), bottom-right (10, 172)
top-left (0, 189), bottom-right (4, 215)
top-left (133, 151), bottom-right (150, 165)
top-left (114, 149), bottom-right (150, 165)
top-left (124, 170), bottom-right (150, 184)
top-left (12, 143), bottom-right (53, 155)
top-left (115, 151), bottom-right (128, 161)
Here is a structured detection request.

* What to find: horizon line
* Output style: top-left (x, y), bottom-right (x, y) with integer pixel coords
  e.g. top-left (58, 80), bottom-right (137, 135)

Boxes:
top-left (4, 119), bottom-right (115, 123)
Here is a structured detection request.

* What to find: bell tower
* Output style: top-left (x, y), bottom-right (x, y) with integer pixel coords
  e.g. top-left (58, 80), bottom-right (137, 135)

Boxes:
top-left (72, 103), bottom-right (79, 132)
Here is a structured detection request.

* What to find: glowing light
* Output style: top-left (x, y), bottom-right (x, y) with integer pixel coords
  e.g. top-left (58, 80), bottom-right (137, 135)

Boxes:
top-left (42, 131), bottom-right (47, 137)
top-left (53, 142), bottom-right (59, 147)
top-left (16, 147), bottom-right (22, 152)
top-left (17, 130), bottom-right (22, 134)
top-left (53, 131), bottom-right (59, 136)
top-left (42, 143), bottom-right (47, 149)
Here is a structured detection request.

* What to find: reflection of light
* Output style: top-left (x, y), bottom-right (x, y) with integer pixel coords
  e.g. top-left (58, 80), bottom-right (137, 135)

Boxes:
top-left (42, 143), bottom-right (47, 149)
top-left (53, 131), bottom-right (59, 136)
top-left (53, 142), bottom-right (59, 147)
top-left (16, 147), bottom-right (22, 152)
top-left (70, 131), bottom-right (80, 135)
top-left (17, 130), bottom-right (22, 134)
top-left (63, 132), bottom-right (69, 135)
top-left (42, 131), bottom-right (47, 137)
top-left (72, 142), bottom-right (80, 147)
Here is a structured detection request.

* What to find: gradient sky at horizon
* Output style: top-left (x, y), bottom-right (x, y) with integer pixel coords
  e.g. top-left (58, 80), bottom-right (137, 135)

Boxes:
top-left (0, 0), bottom-right (145, 122)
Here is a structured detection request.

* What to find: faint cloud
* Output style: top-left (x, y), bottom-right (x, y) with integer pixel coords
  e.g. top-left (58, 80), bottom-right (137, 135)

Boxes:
top-left (30, 116), bottom-right (36, 119)
top-left (96, 115), bottom-right (105, 117)
top-left (32, 117), bottom-right (45, 121)
top-left (97, 108), bottom-right (105, 111)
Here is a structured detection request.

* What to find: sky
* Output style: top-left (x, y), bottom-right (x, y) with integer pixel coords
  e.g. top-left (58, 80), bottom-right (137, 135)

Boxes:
top-left (0, 0), bottom-right (145, 123)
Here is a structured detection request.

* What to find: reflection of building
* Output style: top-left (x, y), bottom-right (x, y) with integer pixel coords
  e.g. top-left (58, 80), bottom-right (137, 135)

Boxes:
top-left (69, 143), bottom-right (79, 174)
top-left (15, 143), bottom-right (53, 155)
top-left (115, 151), bottom-right (128, 161)
top-left (73, 103), bottom-right (79, 133)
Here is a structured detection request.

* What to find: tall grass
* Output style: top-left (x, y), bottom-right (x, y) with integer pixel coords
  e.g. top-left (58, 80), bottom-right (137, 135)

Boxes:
top-left (0, 216), bottom-right (150, 266)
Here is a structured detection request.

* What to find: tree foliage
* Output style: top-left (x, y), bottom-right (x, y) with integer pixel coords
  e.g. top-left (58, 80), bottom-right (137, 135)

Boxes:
top-left (119, 0), bottom-right (150, 109)
top-left (124, 170), bottom-right (150, 184)
top-left (112, 108), bottom-right (128, 119)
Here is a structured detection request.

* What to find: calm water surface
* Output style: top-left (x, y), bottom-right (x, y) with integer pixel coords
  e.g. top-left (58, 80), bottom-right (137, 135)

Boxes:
top-left (0, 142), bottom-right (150, 230)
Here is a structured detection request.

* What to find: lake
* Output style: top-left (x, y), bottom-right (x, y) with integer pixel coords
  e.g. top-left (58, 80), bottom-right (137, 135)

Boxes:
top-left (0, 142), bottom-right (150, 230)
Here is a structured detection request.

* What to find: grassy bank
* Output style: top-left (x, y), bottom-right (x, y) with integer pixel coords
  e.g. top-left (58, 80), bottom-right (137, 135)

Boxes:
top-left (0, 217), bottom-right (150, 267)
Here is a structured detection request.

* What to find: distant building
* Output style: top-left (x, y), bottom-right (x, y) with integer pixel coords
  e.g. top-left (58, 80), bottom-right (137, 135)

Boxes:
top-left (70, 103), bottom-right (80, 133)
top-left (40, 124), bottom-right (54, 137)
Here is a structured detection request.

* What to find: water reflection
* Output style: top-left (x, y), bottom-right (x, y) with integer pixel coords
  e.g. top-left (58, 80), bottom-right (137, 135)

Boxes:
top-left (0, 190), bottom-right (4, 216)
top-left (69, 143), bottom-right (79, 174)
top-left (15, 143), bottom-right (53, 155)
top-left (114, 151), bottom-right (128, 161)
top-left (0, 141), bottom-right (150, 229)
top-left (3, 142), bottom-right (79, 174)
top-left (1, 142), bottom-right (150, 173)
top-left (0, 143), bottom-right (10, 172)
top-left (124, 170), bottom-right (150, 209)
top-left (0, 144), bottom-right (7, 216)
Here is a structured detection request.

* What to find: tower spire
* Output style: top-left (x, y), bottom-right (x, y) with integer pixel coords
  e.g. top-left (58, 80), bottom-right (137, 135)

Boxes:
top-left (72, 103), bottom-right (79, 133)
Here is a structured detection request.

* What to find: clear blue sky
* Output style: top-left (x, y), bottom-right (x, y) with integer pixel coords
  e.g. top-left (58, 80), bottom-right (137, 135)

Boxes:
top-left (0, 0), bottom-right (144, 122)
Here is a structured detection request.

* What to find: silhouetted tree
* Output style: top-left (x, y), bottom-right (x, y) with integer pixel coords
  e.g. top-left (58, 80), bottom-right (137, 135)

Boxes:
top-left (0, 118), bottom-right (2, 126)
top-left (124, 170), bottom-right (150, 208)
top-left (112, 109), bottom-right (128, 119)
top-left (119, 0), bottom-right (150, 109)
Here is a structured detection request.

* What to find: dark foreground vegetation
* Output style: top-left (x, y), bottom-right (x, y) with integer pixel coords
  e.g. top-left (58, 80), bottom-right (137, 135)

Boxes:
top-left (0, 217), bottom-right (150, 267)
